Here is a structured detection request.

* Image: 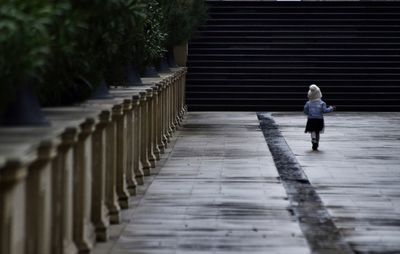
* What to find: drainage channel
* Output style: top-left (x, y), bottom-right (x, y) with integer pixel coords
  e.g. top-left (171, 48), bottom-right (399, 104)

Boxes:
top-left (257, 113), bottom-right (354, 254)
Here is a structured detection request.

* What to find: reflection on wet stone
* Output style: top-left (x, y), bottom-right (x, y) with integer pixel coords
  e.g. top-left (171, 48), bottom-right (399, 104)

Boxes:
top-left (272, 112), bottom-right (400, 254)
top-left (259, 113), bottom-right (354, 254)
top-left (105, 112), bottom-right (309, 254)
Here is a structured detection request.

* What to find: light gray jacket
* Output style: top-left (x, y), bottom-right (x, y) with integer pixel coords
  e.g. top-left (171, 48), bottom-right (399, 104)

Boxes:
top-left (304, 99), bottom-right (333, 119)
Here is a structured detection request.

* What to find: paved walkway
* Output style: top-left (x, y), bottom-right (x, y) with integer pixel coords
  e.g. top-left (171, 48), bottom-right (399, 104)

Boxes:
top-left (95, 112), bottom-right (309, 254)
top-left (272, 112), bottom-right (400, 254)
top-left (94, 112), bottom-right (400, 254)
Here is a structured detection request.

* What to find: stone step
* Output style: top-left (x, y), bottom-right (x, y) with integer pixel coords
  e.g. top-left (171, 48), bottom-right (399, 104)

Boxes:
top-left (199, 24), bottom-right (400, 31)
top-left (206, 18), bottom-right (400, 26)
top-left (187, 72), bottom-right (400, 80)
top-left (208, 6), bottom-right (400, 13)
top-left (186, 85), bottom-right (400, 93)
top-left (187, 60), bottom-right (400, 68)
top-left (189, 48), bottom-right (400, 55)
top-left (187, 99), bottom-right (400, 109)
top-left (197, 31), bottom-right (400, 37)
top-left (188, 66), bottom-right (400, 74)
top-left (188, 0), bottom-right (400, 111)
top-left (187, 91), bottom-right (400, 100)
top-left (186, 79), bottom-right (400, 86)
top-left (188, 54), bottom-right (400, 61)
top-left (206, 0), bottom-right (400, 8)
top-left (191, 36), bottom-right (400, 43)
top-left (187, 104), bottom-right (397, 111)
top-left (186, 97), bottom-right (400, 107)
top-left (208, 13), bottom-right (400, 20)
top-left (189, 42), bottom-right (400, 49)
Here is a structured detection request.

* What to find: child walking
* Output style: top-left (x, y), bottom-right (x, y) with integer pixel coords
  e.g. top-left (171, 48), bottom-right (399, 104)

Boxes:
top-left (304, 84), bottom-right (335, 151)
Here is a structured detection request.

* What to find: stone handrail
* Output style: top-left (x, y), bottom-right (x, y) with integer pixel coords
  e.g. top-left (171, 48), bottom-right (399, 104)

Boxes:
top-left (0, 68), bottom-right (187, 254)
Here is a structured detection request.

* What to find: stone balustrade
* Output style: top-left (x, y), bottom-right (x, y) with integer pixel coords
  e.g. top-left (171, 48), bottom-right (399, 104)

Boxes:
top-left (0, 68), bottom-right (187, 254)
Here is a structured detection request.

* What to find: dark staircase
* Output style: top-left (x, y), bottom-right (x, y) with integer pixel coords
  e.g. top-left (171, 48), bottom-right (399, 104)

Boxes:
top-left (186, 0), bottom-right (400, 111)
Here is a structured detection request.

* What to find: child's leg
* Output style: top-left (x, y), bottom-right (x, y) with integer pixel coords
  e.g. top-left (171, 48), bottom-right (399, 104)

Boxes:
top-left (311, 132), bottom-right (317, 143)
top-left (311, 132), bottom-right (319, 150)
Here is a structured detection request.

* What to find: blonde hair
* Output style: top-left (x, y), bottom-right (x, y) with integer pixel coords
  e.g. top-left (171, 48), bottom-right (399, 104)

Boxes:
top-left (307, 84), bottom-right (322, 100)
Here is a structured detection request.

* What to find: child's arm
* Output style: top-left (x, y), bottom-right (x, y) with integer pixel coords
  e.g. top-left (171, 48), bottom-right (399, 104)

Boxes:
top-left (322, 102), bottom-right (334, 113)
top-left (304, 102), bottom-right (309, 115)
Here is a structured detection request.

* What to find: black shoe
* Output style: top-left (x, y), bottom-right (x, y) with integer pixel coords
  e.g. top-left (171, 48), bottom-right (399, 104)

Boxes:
top-left (312, 143), bottom-right (318, 151)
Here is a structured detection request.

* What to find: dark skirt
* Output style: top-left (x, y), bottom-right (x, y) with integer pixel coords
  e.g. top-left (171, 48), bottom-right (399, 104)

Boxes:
top-left (305, 118), bottom-right (324, 133)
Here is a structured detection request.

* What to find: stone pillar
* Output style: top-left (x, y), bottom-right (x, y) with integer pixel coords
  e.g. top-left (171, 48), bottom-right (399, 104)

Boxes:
top-left (131, 95), bottom-right (144, 185)
top-left (177, 70), bottom-right (183, 126)
top-left (123, 99), bottom-right (137, 196)
top-left (156, 82), bottom-right (166, 154)
top-left (182, 68), bottom-right (188, 112)
top-left (51, 128), bottom-right (78, 254)
top-left (152, 86), bottom-right (161, 161)
top-left (139, 92), bottom-right (151, 176)
top-left (113, 104), bottom-right (130, 209)
top-left (146, 89), bottom-right (157, 169)
top-left (0, 160), bottom-right (27, 254)
top-left (161, 81), bottom-right (169, 149)
top-left (166, 77), bottom-right (173, 141)
top-left (170, 76), bottom-right (177, 132)
top-left (178, 69), bottom-right (186, 122)
top-left (25, 141), bottom-right (56, 254)
top-left (105, 106), bottom-right (121, 224)
top-left (173, 74), bottom-right (180, 129)
top-left (73, 119), bottom-right (96, 254)
top-left (91, 111), bottom-right (110, 241)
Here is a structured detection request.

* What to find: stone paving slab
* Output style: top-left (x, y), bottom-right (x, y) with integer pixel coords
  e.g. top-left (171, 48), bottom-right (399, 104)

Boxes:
top-left (272, 112), bottom-right (400, 254)
top-left (101, 112), bottom-right (309, 254)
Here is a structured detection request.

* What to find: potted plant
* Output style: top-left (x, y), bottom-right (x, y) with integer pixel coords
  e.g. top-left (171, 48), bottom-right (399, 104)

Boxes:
top-left (175, 0), bottom-right (208, 66)
top-left (157, 0), bottom-right (207, 67)
top-left (141, 0), bottom-right (167, 77)
top-left (39, 0), bottom-right (146, 100)
top-left (0, 0), bottom-right (55, 126)
top-left (39, 1), bottom-right (96, 104)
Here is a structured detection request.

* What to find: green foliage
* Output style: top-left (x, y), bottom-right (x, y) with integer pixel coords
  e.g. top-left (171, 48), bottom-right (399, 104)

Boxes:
top-left (39, 1), bottom-right (90, 105)
top-left (40, 0), bottom-right (147, 105)
top-left (0, 0), bottom-right (54, 109)
top-left (143, 0), bottom-right (167, 67)
top-left (80, 0), bottom-right (146, 79)
top-left (130, 0), bottom-right (167, 73)
top-left (0, 0), bottom-right (206, 109)
top-left (158, 0), bottom-right (207, 48)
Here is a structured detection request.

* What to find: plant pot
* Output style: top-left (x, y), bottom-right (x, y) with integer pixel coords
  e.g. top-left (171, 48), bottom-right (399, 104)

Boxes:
top-left (64, 76), bottom-right (94, 104)
top-left (173, 42), bottom-right (188, 67)
top-left (143, 66), bottom-right (160, 78)
top-left (124, 64), bottom-right (143, 86)
top-left (167, 48), bottom-right (179, 68)
top-left (0, 83), bottom-right (49, 126)
top-left (156, 56), bottom-right (171, 73)
top-left (89, 78), bottom-right (113, 100)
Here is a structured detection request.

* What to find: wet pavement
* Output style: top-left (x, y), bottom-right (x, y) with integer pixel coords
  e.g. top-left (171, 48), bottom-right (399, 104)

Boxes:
top-left (94, 112), bottom-right (309, 254)
top-left (94, 112), bottom-right (400, 254)
top-left (272, 112), bottom-right (400, 254)
top-left (258, 113), bottom-right (353, 254)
